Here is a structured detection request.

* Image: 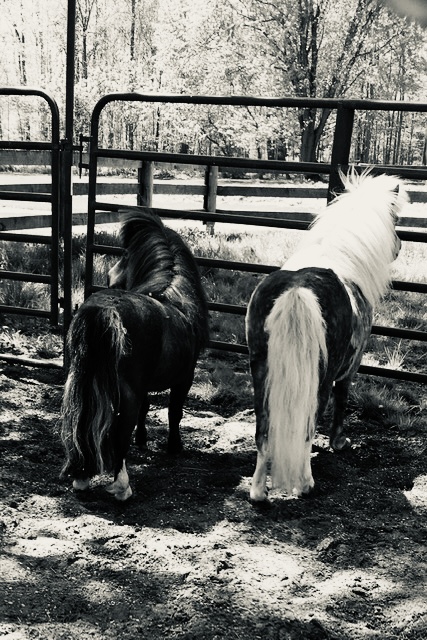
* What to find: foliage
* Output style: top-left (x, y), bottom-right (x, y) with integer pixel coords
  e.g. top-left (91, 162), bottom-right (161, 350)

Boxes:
top-left (0, 0), bottom-right (426, 163)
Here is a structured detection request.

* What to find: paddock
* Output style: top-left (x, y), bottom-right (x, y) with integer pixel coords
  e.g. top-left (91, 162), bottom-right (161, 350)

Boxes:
top-left (0, 91), bottom-right (427, 639)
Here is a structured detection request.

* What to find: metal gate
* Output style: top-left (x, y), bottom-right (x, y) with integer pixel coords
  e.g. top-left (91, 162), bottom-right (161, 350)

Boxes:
top-left (0, 88), bottom-right (62, 367)
top-left (83, 94), bottom-right (427, 384)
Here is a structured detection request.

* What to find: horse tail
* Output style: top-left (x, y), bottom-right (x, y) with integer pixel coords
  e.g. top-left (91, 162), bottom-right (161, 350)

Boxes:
top-left (61, 305), bottom-right (128, 479)
top-left (264, 287), bottom-right (327, 496)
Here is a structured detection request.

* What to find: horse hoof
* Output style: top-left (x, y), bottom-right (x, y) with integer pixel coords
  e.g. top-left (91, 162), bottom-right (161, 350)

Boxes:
top-left (250, 487), bottom-right (269, 502)
top-left (301, 485), bottom-right (316, 499)
top-left (73, 478), bottom-right (90, 491)
top-left (114, 486), bottom-right (133, 502)
top-left (332, 436), bottom-right (351, 451)
top-left (106, 481), bottom-right (132, 501)
top-left (301, 480), bottom-right (315, 495)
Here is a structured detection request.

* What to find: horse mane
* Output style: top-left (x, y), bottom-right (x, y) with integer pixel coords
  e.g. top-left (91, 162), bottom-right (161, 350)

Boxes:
top-left (284, 169), bottom-right (409, 307)
top-left (117, 207), bottom-right (208, 323)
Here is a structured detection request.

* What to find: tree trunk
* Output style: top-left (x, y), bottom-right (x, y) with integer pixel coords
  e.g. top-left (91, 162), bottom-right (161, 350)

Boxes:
top-left (298, 108), bottom-right (316, 162)
top-left (82, 31), bottom-right (88, 80)
top-left (298, 107), bottom-right (332, 163)
top-left (14, 28), bottom-right (27, 84)
top-left (130, 0), bottom-right (136, 61)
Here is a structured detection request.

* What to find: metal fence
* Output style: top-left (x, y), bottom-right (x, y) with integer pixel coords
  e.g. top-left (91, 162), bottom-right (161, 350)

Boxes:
top-left (0, 88), bottom-right (61, 329)
top-left (83, 92), bottom-right (427, 384)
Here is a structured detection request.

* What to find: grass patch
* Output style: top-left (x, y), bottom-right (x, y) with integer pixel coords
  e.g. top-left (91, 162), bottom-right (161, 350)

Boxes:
top-left (347, 376), bottom-right (426, 432)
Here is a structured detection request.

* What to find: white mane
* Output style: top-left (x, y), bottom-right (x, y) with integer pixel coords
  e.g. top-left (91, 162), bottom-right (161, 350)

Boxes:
top-left (283, 170), bottom-right (409, 307)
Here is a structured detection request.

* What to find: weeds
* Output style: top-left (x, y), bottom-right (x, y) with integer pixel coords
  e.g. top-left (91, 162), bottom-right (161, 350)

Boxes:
top-left (384, 341), bottom-right (406, 370)
top-left (34, 333), bottom-right (62, 359)
top-left (0, 280), bottom-right (50, 310)
top-left (0, 327), bottom-right (28, 355)
top-left (348, 377), bottom-right (425, 432)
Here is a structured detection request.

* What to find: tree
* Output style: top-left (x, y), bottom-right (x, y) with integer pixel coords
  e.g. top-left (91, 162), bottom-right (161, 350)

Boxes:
top-left (0, 0), bottom-right (425, 167)
top-left (76, 0), bottom-right (99, 81)
top-left (232, 0), bottom-right (413, 162)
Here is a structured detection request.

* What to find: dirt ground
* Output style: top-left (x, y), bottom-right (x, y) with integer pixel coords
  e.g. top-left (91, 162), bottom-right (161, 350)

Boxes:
top-left (0, 361), bottom-right (426, 640)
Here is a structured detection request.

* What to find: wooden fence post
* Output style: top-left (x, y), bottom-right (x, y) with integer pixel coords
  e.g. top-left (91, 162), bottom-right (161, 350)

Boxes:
top-left (203, 164), bottom-right (218, 234)
top-left (138, 160), bottom-right (154, 206)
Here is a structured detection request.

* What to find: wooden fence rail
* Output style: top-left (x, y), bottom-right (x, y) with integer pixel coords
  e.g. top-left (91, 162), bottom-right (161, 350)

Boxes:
top-left (0, 178), bottom-right (426, 231)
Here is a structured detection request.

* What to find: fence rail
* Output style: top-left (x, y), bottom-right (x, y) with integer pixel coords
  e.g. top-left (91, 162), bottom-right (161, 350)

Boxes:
top-left (0, 174), bottom-right (426, 232)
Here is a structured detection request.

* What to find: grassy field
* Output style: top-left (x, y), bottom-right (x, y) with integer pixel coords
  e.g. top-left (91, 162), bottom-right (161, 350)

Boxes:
top-left (0, 220), bottom-right (426, 430)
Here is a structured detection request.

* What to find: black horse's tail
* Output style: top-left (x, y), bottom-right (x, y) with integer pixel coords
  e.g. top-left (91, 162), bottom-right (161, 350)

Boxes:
top-left (61, 304), bottom-right (128, 479)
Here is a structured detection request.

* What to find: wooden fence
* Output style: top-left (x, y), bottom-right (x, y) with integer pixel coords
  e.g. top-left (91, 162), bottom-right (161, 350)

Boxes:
top-left (0, 151), bottom-right (426, 231)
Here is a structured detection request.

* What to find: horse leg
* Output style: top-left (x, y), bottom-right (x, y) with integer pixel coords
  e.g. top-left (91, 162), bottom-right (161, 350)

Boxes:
top-left (167, 377), bottom-right (193, 454)
top-left (250, 358), bottom-right (270, 502)
top-left (250, 444), bottom-right (269, 501)
top-left (105, 382), bottom-right (139, 501)
top-left (330, 379), bottom-right (352, 451)
top-left (134, 392), bottom-right (149, 450)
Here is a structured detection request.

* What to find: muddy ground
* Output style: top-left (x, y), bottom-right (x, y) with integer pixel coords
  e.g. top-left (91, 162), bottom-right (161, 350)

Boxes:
top-left (0, 361), bottom-right (426, 640)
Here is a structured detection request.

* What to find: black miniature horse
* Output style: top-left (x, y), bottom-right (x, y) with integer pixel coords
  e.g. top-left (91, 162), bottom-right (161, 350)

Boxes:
top-left (61, 208), bottom-right (209, 500)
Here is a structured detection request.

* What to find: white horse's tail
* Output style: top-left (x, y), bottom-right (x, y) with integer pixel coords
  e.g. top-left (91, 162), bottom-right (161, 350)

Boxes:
top-left (265, 287), bottom-right (328, 496)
